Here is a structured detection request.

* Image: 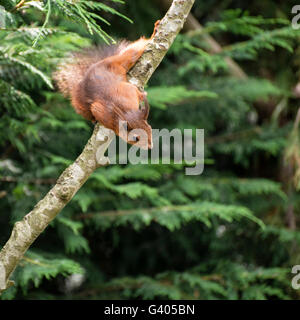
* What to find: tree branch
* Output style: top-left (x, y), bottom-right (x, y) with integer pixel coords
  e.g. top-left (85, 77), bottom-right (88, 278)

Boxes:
top-left (0, 0), bottom-right (195, 294)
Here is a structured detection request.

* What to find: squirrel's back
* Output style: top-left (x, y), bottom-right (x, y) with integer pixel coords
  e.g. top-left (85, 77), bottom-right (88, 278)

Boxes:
top-left (53, 41), bottom-right (130, 97)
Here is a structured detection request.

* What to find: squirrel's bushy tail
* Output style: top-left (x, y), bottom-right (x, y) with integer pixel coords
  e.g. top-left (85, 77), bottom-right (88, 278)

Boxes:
top-left (53, 41), bottom-right (130, 97)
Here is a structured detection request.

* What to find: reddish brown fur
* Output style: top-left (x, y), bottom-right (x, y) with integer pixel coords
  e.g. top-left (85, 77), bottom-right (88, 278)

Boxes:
top-left (54, 21), bottom-right (160, 149)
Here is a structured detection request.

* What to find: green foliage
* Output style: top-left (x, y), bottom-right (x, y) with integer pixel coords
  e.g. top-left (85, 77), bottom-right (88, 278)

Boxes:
top-left (71, 264), bottom-right (289, 300)
top-left (1, 250), bottom-right (83, 299)
top-left (87, 201), bottom-right (264, 232)
top-left (148, 86), bottom-right (218, 110)
top-left (1, 0), bottom-right (300, 300)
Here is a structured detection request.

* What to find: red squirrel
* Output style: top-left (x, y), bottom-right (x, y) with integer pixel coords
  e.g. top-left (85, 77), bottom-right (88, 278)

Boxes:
top-left (54, 21), bottom-right (160, 149)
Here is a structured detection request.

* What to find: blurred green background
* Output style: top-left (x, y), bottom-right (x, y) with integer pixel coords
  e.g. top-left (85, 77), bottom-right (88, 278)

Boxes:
top-left (1, 0), bottom-right (300, 299)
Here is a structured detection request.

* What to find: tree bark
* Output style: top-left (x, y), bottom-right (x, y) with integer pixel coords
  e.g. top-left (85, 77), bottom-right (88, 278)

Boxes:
top-left (0, 0), bottom-right (196, 293)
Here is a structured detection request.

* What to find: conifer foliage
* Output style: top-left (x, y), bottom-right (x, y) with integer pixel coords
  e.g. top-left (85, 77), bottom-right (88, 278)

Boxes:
top-left (1, 0), bottom-right (300, 299)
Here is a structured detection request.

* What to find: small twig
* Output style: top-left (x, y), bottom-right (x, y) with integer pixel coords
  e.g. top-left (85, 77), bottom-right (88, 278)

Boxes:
top-left (271, 97), bottom-right (288, 125)
top-left (32, 0), bottom-right (51, 47)
top-left (293, 107), bottom-right (300, 131)
top-left (11, 0), bottom-right (26, 12)
top-left (0, 176), bottom-right (56, 185)
top-left (75, 205), bottom-right (193, 220)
